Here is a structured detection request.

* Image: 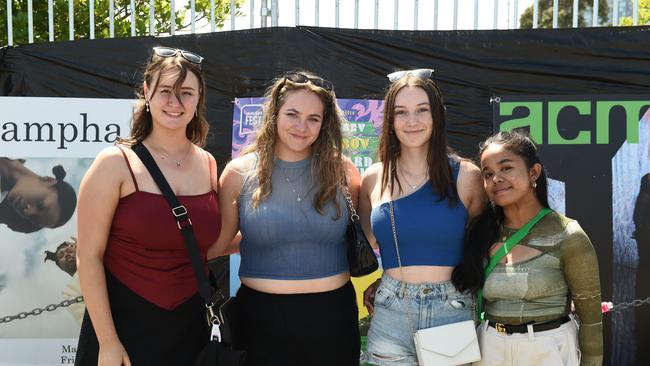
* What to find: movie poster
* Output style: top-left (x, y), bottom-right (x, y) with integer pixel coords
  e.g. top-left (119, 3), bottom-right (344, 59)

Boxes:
top-left (0, 97), bottom-right (133, 365)
top-left (493, 95), bottom-right (650, 366)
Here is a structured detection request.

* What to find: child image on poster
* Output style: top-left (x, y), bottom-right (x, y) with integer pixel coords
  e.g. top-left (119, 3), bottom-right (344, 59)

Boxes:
top-left (0, 157), bottom-right (77, 233)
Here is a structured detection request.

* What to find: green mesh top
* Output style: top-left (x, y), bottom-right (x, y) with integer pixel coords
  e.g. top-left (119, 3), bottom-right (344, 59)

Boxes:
top-left (483, 211), bottom-right (603, 366)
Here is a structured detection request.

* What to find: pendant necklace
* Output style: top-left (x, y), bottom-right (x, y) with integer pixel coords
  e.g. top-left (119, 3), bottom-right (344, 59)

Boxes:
top-left (277, 167), bottom-right (307, 202)
top-left (155, 143), bottom-right (193, 167)
top-left (398, 163), bottom-right (427, 189)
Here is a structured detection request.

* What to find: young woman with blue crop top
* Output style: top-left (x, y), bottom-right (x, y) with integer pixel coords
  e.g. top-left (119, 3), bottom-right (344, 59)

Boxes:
top-left (209, 71), bottom-right (361, 366)
top-left (358, 69), bottom-right (486, 366)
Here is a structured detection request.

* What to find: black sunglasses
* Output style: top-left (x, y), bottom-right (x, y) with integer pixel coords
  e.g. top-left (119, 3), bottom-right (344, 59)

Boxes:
top-left (282, 72), bottom-right (334, 92)
top-left (152, 47), bottom-right (204, 68)
top-left (387, 68), bottom-right (435, 82)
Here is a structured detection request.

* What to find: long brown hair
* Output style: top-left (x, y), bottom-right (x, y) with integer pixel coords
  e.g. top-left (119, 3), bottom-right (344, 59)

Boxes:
top-left (379, 75), bottom-right (458, 204)
top-left (123, 49), bottom-right (209, 147)
top-left (245, 71), bottom-right (346, 217)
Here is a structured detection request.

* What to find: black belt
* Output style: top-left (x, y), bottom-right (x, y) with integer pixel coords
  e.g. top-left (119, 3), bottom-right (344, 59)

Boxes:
top-left (487, 315), bottom-right (571, 334)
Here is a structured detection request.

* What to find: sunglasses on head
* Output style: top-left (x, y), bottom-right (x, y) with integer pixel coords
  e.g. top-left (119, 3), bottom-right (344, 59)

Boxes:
top-left (387, 68), bottom-right (435, 82)
top-left (152, 47), bottom-right (204, 69)
top-left (282, 72), bottom-right (334, 92)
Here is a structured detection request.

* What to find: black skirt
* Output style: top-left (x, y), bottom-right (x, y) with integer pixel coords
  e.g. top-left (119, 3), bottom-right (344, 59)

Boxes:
top-left (75, 271), bottom-right (209, 366)
top-left (235, 281), bottom-right (360, 366)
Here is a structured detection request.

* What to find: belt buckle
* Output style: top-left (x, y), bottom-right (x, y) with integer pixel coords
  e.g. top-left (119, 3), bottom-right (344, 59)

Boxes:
top-left (495, 323), bottom-right (507, 334)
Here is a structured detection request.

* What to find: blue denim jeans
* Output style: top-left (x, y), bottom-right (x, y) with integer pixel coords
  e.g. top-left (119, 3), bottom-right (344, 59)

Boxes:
top-left (366, 273), bottom-right (475, 366)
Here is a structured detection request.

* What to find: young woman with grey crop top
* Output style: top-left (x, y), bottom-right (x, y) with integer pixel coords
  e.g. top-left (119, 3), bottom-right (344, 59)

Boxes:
top-left (358, 69), bottom-right (486, 366)
top-left (453, 131), bottom-right (603, 366)
top-left (209, 71), bottom-right (361, 366)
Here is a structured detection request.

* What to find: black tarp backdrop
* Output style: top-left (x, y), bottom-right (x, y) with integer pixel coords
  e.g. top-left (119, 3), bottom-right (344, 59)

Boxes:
top-left (2, 26), bottom-right (650, 365)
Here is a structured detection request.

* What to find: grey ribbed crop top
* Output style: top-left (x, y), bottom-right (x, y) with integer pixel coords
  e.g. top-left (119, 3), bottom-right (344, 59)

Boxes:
top-left (238, 154), bottom-right (349, 280)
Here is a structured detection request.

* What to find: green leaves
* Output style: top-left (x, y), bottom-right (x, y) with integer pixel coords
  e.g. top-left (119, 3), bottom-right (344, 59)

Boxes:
top-left (1, 0), bottom-right (244, 46)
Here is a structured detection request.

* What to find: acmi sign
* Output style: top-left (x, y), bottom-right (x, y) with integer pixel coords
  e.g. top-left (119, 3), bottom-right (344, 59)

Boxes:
top-left (497, 100), bottom-right (650, 144)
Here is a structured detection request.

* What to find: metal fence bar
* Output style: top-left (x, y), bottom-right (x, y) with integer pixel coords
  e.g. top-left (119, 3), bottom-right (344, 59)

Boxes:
top-left (394, 0), bottom-right (399, 30)
top-left (48, 0), bottom-right (54, 41)
top-left (109, 0), bottom-right (114, 37)
top-left (633, 0), bottom-right (638, 25)
top-left (513, 0), bottom-right (518, 28)
top-left (493, 0), bottom-right (498, 29)
top-left (553, 0), bottom-right (558, 28)
top-left (335, 0), bottom-right (339, 28)
top-left (434, 0), bottom-right (438, 30)
top-left (171, 0), bottom-right (176, 35)
top-left (130, 0), bottom-right (136, 36)
top-left (533, 0), bottom-right (539, 28)
top-left (69, 0), bottom-right (74, 40)
top-left (149, 0), bottom-right (155, 35)
top-left (251, 0), bottom-right (255, 28)
top-left (592, 0), bottom-right (598, 26)
top-left (211, 0), bottom-right (216, 31)
top-left (355, 0), bottom-right (359, 29)
top-left (90, 0), bottom-right (95, 39)
top-left (415, 0), bottom-right (419, 30)
top-left (27, 0), bottom-right (33, 43)
top-left (6, 0), bottom-right (12, 46)
top-left (453, 0), bottom-right (458, 30)
top-left (572, 0), bottom-right (578, 27)
top-left (473, 0), bottom-right (478, 30)
top-left (271, 0), bottom-right (278, 26)
top-left (295, 0), bottom-right (299, 26)
top-left (230, 0), bottom-right (235, 30)
top-left (315, 0), bottom-right (319, 27)
top-left (191, 0), bottom-right (196, 33)
top-left (613, 0), bottom-right (619, 26)
top-left (374, 0), bottom-right (379, 29)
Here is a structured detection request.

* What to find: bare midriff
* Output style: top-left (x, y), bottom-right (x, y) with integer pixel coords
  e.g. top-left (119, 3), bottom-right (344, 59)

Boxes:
top-left (384, 265), bottom-right (455, 284)
top-left (241, 272), bottom-right (350, 294)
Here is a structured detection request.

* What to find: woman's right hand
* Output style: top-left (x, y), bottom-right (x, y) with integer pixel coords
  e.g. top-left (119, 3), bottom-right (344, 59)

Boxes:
top-left (98, 340), bottom-right (131, 366)
top-left (363, 279), bottom-right (381, 316)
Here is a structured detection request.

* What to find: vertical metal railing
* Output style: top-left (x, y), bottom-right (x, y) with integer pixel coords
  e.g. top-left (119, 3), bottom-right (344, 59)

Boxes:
top-left (68, 0), bottom-right (74, 40)
top-left (2, 0), bottom-right (648, 47)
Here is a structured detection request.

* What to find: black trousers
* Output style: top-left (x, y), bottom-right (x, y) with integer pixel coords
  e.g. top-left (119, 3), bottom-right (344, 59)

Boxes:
top-left (235, 281), bottom-right (360, 366)
top-left (75, 271), bottom-right (209, 366)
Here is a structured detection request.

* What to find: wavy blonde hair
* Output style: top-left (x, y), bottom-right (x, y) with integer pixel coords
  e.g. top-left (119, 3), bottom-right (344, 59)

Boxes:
top-left (244, 71), bottom-right (346, 217)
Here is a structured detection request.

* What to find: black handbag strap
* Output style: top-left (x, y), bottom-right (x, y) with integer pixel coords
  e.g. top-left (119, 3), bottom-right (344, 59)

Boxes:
top-left (132, 142), bottom-right (221, 306)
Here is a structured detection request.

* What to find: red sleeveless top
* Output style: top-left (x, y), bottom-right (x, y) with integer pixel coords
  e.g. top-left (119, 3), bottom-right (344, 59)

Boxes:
top-left (103, 146), bottom-right (221, 310)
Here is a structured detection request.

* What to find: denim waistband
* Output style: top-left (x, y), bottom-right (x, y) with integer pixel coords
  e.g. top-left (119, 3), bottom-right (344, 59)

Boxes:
top-left (380, 272), bottom-right (463, 300)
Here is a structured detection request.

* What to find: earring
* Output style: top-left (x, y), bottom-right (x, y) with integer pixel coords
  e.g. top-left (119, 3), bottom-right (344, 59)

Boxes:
top-left (145, 101), bottom-right (150, 112)
top-left (195, 109), bottom-right (198, 117)
top-left (531, 178), bottom-right (538, 189)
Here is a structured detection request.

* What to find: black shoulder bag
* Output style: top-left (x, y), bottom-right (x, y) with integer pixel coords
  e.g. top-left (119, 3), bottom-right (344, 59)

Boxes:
top-left (342, 183), bottom-right (378, 277)
top-left (132, 143), bottom-right (246, 366)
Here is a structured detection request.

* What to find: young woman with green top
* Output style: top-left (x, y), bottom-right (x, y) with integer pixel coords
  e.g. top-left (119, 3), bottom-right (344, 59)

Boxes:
top-left (452, 131), bottom-right (603, 366)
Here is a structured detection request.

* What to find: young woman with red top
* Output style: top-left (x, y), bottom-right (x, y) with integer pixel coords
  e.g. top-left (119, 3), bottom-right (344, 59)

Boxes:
top-left (75, 47), bottom-right (220, 366)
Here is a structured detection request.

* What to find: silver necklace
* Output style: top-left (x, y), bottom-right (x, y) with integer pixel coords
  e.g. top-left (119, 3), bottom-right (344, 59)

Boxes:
top-left (153, 144), bottom-right (193, 167)
top-left (276, 167), bottom-right (307, 202)
top-left (398, 163), bottom-right (427, 189)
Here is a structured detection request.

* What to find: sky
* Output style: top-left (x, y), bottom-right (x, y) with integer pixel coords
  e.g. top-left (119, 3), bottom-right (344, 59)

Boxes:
top-left (181, 0), bottom-right (537, 34)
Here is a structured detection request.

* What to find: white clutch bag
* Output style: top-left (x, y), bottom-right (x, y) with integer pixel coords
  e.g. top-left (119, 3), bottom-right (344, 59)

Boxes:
top-left (413, 320), bottom-right (481, 366)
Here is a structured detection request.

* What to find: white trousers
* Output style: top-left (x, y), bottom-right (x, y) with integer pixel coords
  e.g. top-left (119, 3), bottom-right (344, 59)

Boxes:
top-left (473, 317), bottom-right (580, 366)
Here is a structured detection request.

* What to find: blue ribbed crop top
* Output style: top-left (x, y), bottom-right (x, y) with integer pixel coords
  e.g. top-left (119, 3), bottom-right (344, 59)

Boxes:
top-left (238, 155), bottom-right (349, 280)
top-left (370, 159), bottom-right (467, 269)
